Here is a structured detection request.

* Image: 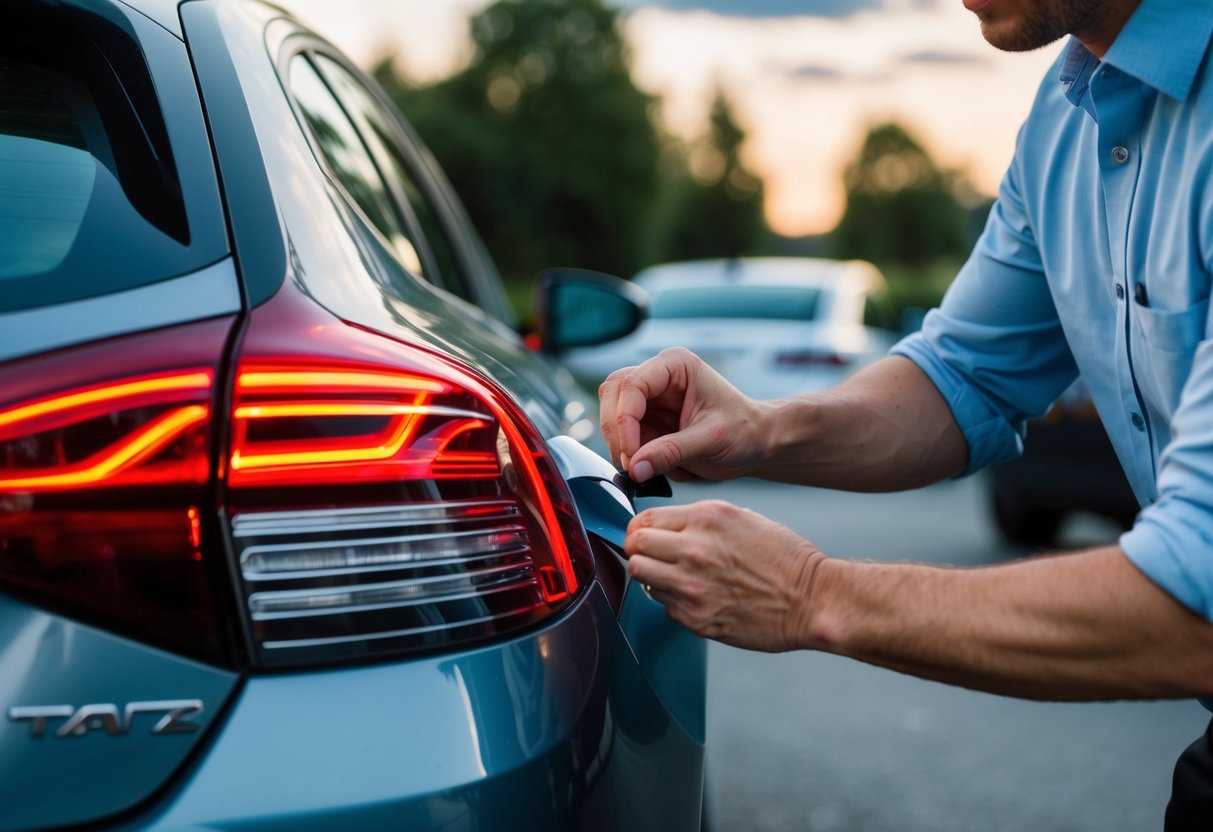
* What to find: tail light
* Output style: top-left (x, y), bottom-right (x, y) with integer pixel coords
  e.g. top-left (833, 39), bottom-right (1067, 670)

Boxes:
top-left (0, 289), bottom-right (595, 668)
top-left (774, 350), bottom-right (850, 368)
top-left (0, 318), bottom-right (236, 662)
top-left (226, 291), bottom-right (594, 666)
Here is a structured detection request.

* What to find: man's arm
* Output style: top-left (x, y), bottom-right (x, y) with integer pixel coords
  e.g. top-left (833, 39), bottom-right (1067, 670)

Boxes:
top-left (749, 355), bottom-right (969, 491)
top-left (625, 504), bottom-right (1213, 700)
top-left (809, 546), bottom-right (1213, 700)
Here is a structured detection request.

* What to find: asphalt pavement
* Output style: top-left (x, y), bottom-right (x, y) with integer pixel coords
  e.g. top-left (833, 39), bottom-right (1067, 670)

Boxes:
top-left (638, 476), bottom-right (1208, 832)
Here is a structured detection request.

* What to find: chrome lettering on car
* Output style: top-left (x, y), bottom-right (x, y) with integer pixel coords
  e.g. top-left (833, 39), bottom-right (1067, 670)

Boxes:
top-left (7, 700), bottom-right (204, 738)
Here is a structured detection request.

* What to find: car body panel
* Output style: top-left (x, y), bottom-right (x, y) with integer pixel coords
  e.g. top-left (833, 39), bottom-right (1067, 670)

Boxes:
top-left (0, 258), bottom-right (240, 363)
top-left (0, 596), bottom-right (239, 832)
top-left (180, 0), bottom-right (288, 307)
top-left (111, 587), bottom-right (703, 832)
top-left (550, 437), bottom-right (706, 744)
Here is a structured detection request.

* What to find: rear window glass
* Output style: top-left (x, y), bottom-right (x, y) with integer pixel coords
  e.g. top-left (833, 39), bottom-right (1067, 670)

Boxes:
top-left (0, 2), bottom-right (227, 313)
top-left (650, 286), bottom-right (822, 321)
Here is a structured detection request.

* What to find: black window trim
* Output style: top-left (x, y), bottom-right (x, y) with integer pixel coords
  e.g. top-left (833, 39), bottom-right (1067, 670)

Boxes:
top-left (279, 42), bottom-right (440, 286)
top-left (270, 26), bottom-right (516, 327)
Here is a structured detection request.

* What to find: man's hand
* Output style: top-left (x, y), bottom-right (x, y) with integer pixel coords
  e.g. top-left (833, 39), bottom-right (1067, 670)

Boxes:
top-left (601, 353), bottom-right (967, 491)
top-left (599, 347), bottom-right (767, 483)
top-left (624, 500), bottom-right (825, 652)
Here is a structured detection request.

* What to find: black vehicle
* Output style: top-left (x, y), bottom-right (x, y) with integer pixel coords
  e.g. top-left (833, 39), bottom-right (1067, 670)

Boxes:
top-left (989, 383), bottom-right (1140, 546)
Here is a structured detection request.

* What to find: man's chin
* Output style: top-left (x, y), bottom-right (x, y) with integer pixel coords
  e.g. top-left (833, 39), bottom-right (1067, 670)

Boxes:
top-left (979, 20), bottom-right (1067, 53)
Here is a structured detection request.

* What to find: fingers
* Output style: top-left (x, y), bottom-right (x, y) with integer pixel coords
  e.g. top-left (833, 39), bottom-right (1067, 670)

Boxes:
top-left (599, 349), bottom-right (696, 475)
top-left (625, 505), bottom-right (719, 591)
top-left (626, 504), bottom-right (696, 536)
top-left (598, 366), bottom-right (635, 470)
top-left (624, 509), bottom-right (699, 601)
top-left (626, 554), bottom-right (681, 594)
top-left (631, 426), bottom-right (723, 484)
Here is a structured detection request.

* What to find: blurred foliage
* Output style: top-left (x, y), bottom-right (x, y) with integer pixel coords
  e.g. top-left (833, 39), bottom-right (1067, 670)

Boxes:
top-left (370, 3), bottom-right (985, 326)
top-left (656, 90), bottom-right (767, 262)
top-left (881, 259), bottom-right (964, 322)
top-left (373, 0), bottom-right (771, 294)
top-left (373, 0), bottom-right (662, 283)
top-left (831, 123), bottom-right (971, 269)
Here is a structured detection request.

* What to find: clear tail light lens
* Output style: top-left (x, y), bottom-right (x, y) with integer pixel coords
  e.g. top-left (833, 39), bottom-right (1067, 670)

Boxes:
top-left (227, 298), bottom-right (594, 666)
top-left (0, 318), bottom-right (235, 662)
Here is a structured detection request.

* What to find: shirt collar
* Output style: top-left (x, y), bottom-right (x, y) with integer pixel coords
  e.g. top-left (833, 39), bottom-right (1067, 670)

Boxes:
top-left (1058, 38), bottom-right (1096, 109)
top-left (1060, 0), bottom-right (1213, 104)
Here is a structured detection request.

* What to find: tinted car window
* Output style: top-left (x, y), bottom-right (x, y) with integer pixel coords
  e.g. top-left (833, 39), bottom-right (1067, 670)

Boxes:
top-left (288, 53), bottom-right (426, 278)
top-left (651, 286), bottom-right (822, 321)
top-left (0, 2), bottom-right (227, 313)
top-left (311, 55), bottom-right (476, 305)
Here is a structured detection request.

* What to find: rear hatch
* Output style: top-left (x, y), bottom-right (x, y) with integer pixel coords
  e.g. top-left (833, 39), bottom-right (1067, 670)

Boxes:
top-left (0, 2), bottom-right (241, 828)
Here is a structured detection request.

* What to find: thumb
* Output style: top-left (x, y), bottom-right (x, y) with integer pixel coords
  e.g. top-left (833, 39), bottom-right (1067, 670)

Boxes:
top-left (631, 425), bottom-right (717, 482)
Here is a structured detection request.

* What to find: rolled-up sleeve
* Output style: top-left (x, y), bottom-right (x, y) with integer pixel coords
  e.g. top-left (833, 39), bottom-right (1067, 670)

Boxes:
top-left (1121, 332), bottom-right (1213, 620)
top-left (891, 144), bottom-right (1079, 476)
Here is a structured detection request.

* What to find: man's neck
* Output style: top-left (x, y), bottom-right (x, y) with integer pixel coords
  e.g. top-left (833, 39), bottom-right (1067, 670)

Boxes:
top-left (1074, 0), bottom-right (1141, 59)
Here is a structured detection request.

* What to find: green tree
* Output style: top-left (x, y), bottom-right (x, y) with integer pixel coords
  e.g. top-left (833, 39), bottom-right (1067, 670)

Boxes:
top-left (831, 123), bottom-right (969, 268)
top-left (374, 0), bottom-right (661, 282)
top-left (657, 90), bottom-right (767, 262)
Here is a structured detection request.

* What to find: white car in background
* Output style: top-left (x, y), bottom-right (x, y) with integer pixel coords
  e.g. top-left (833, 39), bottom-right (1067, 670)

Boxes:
top-left (561, 257), bottom-right (897, 399)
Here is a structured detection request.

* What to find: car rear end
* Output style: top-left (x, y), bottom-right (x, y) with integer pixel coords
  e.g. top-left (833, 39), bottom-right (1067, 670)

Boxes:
top-left (0, 1), bottom-right (704, 829)
top-left (1, 1), bottom-right (244, 827)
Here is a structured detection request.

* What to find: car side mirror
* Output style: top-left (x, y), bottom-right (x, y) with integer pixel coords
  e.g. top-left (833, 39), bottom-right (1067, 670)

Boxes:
top-left (533, 268), bottom-right (649, 354)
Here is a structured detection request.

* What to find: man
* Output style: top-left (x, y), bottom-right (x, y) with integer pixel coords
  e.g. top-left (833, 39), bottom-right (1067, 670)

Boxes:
top-left (598, 0), bottom-right (1213, 826)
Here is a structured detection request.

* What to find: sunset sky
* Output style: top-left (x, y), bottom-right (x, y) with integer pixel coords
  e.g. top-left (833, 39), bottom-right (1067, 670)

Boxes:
top-left (276, 0), bottom-right (1064, 236)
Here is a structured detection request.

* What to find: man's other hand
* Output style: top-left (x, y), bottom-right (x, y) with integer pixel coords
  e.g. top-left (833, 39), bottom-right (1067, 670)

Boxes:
top-left (624, 500), bottom-right (824, 652)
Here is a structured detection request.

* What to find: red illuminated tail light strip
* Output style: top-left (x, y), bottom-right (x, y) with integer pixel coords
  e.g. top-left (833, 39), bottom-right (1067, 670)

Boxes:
top-left (227, 364), bottom-right (500, 486)
top-left (0, 314), bottom-right (236, 664)
top-left (0, 371), bottom-right (214, 491)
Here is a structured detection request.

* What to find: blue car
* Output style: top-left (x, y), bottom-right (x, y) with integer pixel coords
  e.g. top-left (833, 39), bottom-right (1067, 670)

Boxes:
top-left (0, 1), bottom-right (705, 828)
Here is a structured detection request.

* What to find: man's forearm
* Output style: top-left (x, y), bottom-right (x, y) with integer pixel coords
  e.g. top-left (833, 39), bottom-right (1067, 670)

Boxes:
top-left (749, 356), bottom-right (969, 491)
top-left (799, 546), bottom-right (1213, 700)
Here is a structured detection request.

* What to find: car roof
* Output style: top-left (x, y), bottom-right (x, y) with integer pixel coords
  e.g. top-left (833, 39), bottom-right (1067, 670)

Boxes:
top-left (113, 0), bottom-right (186, 36)
top-left (632, 257), bottom-right (884, 294)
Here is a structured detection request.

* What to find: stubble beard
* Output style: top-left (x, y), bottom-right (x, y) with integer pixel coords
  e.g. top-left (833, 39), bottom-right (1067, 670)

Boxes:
top-left (978, 0), bottom-right (1107, 52)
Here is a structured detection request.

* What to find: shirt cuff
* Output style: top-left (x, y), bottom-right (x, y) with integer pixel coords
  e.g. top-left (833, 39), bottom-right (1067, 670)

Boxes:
top-left (891, 334), bottom-right (1025, 476)
top-left (1119, 497), bottom-right (1213, 622)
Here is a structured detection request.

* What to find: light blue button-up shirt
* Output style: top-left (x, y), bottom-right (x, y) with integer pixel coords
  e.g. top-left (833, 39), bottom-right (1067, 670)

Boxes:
top-left (892, 0), bottom-right (1213, 620)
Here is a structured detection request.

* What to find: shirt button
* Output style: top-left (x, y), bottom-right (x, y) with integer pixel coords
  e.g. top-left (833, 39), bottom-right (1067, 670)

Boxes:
top-left (1111, 145), bottom-right (1131, 165)
top-left (1116, 284), bottom-right (1125, 300)
top-left (1131, 412), bottom-right (1146, 431)
top-left (1134, 283), bottom-right (1149, 306)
